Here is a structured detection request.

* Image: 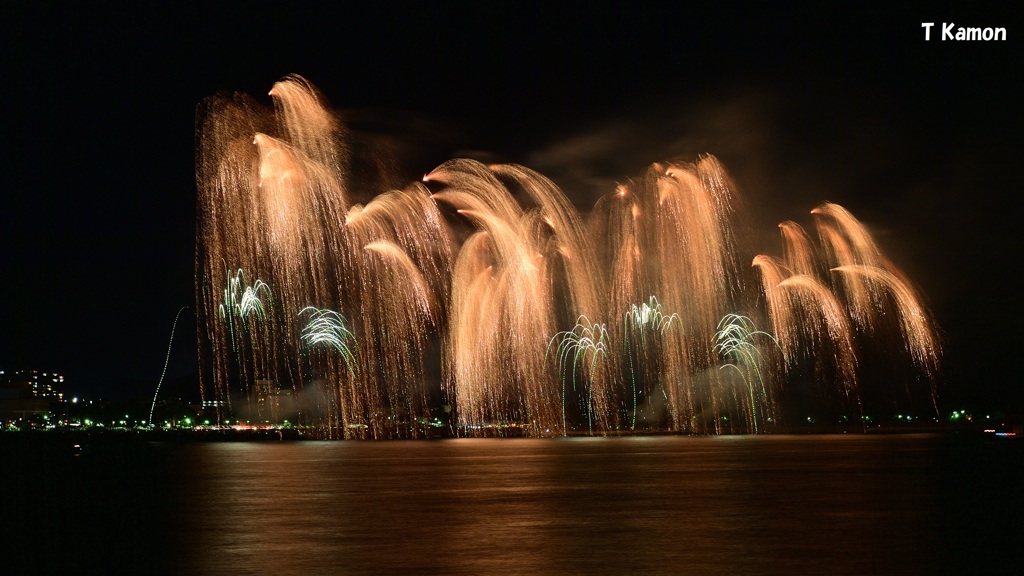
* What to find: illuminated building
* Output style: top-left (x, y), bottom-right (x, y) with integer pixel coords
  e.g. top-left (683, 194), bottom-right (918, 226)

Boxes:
top-left (0, 369), bottom-right (65, 420)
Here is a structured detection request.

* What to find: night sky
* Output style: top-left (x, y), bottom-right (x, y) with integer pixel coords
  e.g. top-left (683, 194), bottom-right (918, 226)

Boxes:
top-left (2, 2), bottom-right (1020, 410)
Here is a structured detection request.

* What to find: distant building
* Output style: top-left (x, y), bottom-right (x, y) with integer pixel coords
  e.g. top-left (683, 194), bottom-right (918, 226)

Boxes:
top-left (0, 369), bottom-right (65, 420)
top-left (254, 379), bottom-right (296, 422)
top-left (201, 399), bottom-right (226, 410)
top-left (216, 380), bottom-right (298, 423)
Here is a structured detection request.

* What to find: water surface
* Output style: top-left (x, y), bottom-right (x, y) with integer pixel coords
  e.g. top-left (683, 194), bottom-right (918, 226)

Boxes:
top-left (3, 434), bottom-right (1019, 574)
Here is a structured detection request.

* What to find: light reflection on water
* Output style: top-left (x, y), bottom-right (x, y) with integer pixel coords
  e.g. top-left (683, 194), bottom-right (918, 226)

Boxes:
top-left (5, 434), bottom-right (1020, 574)
top-left (172, 435), bottom-right (937, 575)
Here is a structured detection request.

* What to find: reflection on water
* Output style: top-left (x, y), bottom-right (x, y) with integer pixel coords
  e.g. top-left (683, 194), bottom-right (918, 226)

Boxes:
top-left (4, 434), bottom-right (1021, 574)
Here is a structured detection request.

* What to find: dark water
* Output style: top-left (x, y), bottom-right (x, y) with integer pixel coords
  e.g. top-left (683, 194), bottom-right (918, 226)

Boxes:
top-left (3, 434), bottom-right (1021, 574)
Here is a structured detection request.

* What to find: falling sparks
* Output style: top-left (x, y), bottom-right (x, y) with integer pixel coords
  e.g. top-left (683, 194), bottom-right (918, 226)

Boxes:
top-left (195, 75), bottom-right (942, 438)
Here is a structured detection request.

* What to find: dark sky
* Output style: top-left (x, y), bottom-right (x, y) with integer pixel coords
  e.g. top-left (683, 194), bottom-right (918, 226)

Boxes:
top-left (2, 2), bottom-right (1021, 410)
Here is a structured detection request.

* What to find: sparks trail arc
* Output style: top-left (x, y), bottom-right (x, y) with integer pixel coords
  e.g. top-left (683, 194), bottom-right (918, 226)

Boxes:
top-left (195, 75), bottom-right (941, 438)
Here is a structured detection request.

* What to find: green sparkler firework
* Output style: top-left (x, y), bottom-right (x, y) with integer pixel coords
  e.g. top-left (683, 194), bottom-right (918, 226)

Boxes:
top-left (714, 313), bottom-right (782, 432)
top-left (299, 306), bottom-right (359, 377)
top-left (218, 269), bottom-right (272, 352)
top-left (547, 315), bottom-right (609, 435)
top-left (621, 296), bottom-right (680, 430)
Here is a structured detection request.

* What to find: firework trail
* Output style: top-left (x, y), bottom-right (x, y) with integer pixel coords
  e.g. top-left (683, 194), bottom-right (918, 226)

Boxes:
top-left (149, 306), bottom-right (193, 425)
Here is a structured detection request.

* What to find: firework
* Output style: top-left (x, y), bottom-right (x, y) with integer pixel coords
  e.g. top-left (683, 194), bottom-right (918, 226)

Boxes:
top-left (620, 296), bottom-right (680, 430)
top-left (219, 269), bottom-right (272, 351)
top-left (547, 315), bottom-right (609, 435)
top-left (300, 306), bottom-right (358, 374)
top-left (194, 76), bottom-right (942, 437)
top-left (625, 296), bottom-right (679, 337)
top-left (714, 314), bottom-right (782, 432)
